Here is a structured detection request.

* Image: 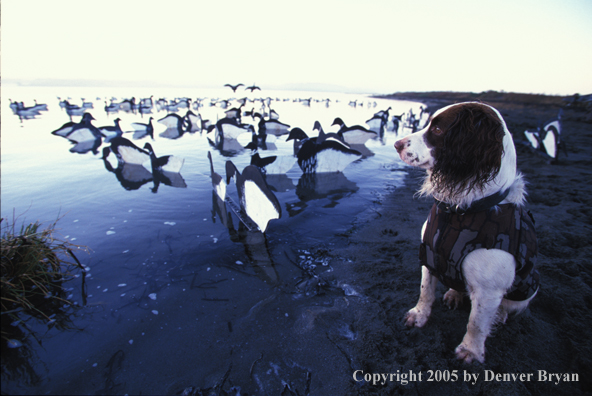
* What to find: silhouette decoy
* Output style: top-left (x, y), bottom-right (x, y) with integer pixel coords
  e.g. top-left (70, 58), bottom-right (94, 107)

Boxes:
top-left (224, 83), bottom-right (244, 92)
top-left (331, 117), bottom-right (377, 145)
top-left (225, 161), bottom-right (281, 233)
top-left (287, 123), bottom-right (362, 173)
top-left (143, 143), bottom-right (184, 173)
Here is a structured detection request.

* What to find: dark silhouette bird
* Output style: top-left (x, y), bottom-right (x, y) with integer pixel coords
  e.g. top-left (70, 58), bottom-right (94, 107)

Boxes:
top-left (130, 117), bottom-right (154, 140)
top-left (224, 83), bottom-right (244, 92)
top-left (245, 84), bottom-right (261, 92)
top-left (98, 118), bottom-right (123, 141)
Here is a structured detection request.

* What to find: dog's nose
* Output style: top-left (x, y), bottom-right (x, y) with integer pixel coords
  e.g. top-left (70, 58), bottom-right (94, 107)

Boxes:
top-left (394, 139), bottom-right (406, 153)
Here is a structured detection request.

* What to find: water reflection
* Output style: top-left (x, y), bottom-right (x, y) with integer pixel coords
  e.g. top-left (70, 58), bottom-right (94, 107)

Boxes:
top-left (289, 172), bottom-right (359, 215)
top-left (211, 191), bottom-right (279, 285)
top-left (150, 169), bottom-right (187, 193)
top-left (102, 147), bottom-right (153, 190)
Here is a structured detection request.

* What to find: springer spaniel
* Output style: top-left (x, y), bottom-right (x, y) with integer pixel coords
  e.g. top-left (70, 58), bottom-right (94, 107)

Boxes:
top-left (394, 102), bottom-right (539, 363)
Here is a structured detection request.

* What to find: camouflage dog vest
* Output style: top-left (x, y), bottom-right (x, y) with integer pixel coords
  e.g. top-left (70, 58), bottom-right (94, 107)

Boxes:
top-left (419, 202), bottom-right (539, 301)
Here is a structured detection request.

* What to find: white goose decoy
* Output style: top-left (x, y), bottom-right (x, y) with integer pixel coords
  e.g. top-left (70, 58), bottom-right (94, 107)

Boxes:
top-left (331, 117), bottom-right (377, 145)
top-left (207, 151), bottom-right (226, 200)
top-left (108, 137), bottom-right (151, 165)
top-left (225, 161), bottom-right (281, 233)
top-left (143, 143), bottom-right (184, 173)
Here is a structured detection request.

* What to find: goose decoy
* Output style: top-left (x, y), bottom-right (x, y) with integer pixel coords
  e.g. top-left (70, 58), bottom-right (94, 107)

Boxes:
top-left (215, 117), bottom-right (255, 140)
top-left (183, 110), bottom-right (206, 132)
top-left (224, 103), bottom-right (244, 121)
top-left (245, 84), bottom-right (261, 92)
top-left (524, 109), bottom-right (564, 161)
top-left (108, 137), bottom-right (151, 165)
top-left (104, 101), bottom-right (120, 113)
top-left (130, 117), bottom-right (154, 140)
top-left (313, 120), bottom-right (344, 144)
top-left (157, 113), bottom-right (186, 138)
top-left (207, 151), bottom-right (226, 200)
top-left (387, 114), bottom-right (404, 132)
top-left (253, 113), bottom-right (290, 136)
top-left (119, 98), bottom-right (136, 112)
top-left (31, 100), bottom-right (48, 112)
top-left (225, 161), bottom-right (281, 233)
top-left (331, 117), bottom-right (377, 145)
top-left (250, 152), bottom-right (297, 175)
top-left (65, 103), bottom-right (87, 118)
top-left (52, 113), bottom-right (104, 142)
top-left (366, 107), bottom-right (391, 131)
top-left (143, 143), bottom-right (184, 173)
top-left (224, 83), bottom-right (244, 92)
top-left (98, 118), bottom-right (123, 142)
top-left (287, 123), bottom-right (362, 174)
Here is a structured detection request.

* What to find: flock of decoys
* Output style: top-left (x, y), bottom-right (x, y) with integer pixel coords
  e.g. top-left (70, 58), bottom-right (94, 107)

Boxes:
top-left (9, 83), bottom-right (564, 233)
top-left (30, 84), bottom-right (419, 233)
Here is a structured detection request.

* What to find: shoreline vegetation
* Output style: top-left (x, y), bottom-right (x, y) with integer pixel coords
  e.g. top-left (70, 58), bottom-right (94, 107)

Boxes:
top-left (1, 215), bottom-right (88, 348)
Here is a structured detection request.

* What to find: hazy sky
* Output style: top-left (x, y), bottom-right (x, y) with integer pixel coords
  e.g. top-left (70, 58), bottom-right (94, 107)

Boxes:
top-left (2, 0), bottom-right (591, 95)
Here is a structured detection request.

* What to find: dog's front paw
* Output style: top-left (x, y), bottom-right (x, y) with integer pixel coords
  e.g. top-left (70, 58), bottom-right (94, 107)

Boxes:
top-left (404, 307), bottom-right (430, 328)
top-left (443, 289), bottom-right (464, 310)
top-left (455, 343), bottom-right (485, 364)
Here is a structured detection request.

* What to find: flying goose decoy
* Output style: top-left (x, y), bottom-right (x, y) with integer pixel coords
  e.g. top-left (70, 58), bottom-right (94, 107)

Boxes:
top-left (224, 83), bottom-right (244, 92)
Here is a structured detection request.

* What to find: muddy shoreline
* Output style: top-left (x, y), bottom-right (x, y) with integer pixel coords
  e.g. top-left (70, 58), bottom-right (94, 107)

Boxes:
top-left (335, 91), bottom-right (592, 395)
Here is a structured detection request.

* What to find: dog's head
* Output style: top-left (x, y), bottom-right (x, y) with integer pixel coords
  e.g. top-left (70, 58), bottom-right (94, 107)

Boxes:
top-left (394, 102), bottom-right (515, 199)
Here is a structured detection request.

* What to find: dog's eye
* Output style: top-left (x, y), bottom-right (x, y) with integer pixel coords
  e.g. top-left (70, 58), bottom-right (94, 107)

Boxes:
top-left (431, 126), bottom-right (443, 135)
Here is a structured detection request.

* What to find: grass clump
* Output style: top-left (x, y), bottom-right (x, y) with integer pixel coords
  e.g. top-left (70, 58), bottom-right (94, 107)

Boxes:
top-left (1, 216), bottom-right (88, 344)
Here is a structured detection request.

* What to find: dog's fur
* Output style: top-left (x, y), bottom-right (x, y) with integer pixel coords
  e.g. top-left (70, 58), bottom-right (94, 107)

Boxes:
top-left (394, 102), bottom-right (537, 363)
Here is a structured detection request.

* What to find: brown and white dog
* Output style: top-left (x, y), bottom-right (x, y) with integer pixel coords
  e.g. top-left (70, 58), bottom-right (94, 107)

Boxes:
top-left (394, 102), bottom-right (539, 363)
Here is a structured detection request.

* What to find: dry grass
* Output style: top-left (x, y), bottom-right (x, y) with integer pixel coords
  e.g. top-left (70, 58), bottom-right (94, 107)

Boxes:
top-left (1, 215), bottom-right (88, 343)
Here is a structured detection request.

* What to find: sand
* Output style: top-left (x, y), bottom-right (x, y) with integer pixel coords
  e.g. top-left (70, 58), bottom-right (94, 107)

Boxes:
top-left (332, 92), bottom-right (592, 395)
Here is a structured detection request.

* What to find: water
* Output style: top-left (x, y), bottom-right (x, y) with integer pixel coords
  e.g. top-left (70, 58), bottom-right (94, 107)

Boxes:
top-left (1, 84), bottom-right (422, 394)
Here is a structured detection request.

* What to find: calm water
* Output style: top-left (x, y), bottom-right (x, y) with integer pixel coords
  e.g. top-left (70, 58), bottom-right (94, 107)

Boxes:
top-left (1, 85), bottom-right (422, 394)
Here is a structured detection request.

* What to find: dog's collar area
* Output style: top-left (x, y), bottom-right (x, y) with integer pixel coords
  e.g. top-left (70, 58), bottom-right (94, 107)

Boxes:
top-left (435, 189), bottom-right (510, 214)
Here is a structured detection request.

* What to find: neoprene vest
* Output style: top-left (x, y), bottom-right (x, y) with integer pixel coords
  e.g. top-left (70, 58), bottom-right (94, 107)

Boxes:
top-left (419, 202), bottom-right (539, 301)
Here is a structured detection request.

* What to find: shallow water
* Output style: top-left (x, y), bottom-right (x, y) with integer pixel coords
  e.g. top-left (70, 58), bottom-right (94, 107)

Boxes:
top-left (1, 85), bottom-right (422, 394)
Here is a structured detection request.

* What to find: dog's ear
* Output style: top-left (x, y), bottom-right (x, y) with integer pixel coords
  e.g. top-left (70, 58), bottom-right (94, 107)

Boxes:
top-left (431, 104), bottom-right (505, 197)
